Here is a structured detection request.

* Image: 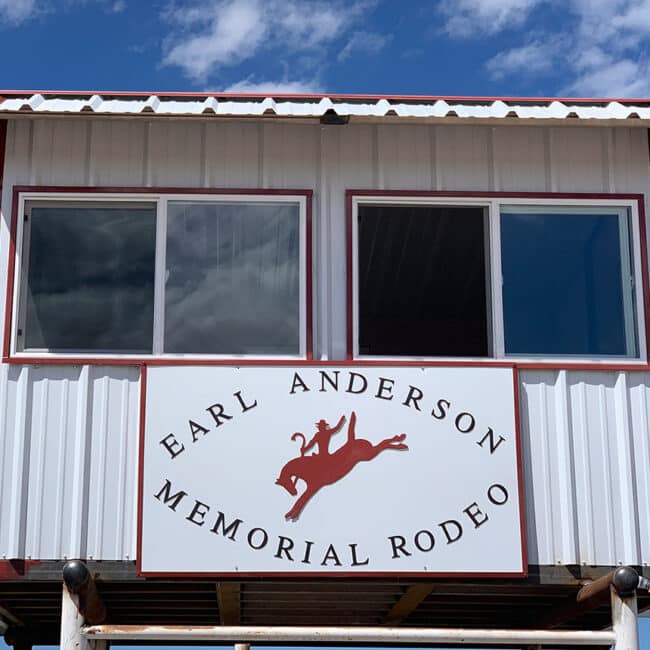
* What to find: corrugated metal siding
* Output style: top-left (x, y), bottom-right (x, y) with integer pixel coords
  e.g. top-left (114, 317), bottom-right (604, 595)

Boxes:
top-left (3, 119), bottom-right (648, 360)
top-left (1, 367), bottom-right (649, 564)
top-left (1, 118), bottom-right (649, 564)
top-left (0, 366), bottom-right (140, 560)
top-left (520, 370), bottom-right (650, 567)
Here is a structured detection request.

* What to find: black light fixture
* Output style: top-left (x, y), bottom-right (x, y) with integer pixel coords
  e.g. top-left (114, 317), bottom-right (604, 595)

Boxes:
top-left (320, 109), bottom-right (349, 125)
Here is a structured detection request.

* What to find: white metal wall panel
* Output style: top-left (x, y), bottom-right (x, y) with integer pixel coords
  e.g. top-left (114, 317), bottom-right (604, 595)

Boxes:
top-left (550, 127), bottom-right (608, 193)
top-left (325, 125), bottom-right (369, 359)
top-left (376, 124), bottom-right (434, 190)
top-left (519, 370), bottom-right (650, 567)
top-left (611, 127), bottom-right (650, 194)
top-left (4, 120), bottom-right (33, 192)
top-left (2, 365), bottom-right (650, 564)
top-left (89, 120), bottom-right (147, 187)
top-left (205, 121), bottom-right (261, 188)
top-left (334, 124), bottom-right (376, 189)
top-left (24, 366), bottom-right (84, 559)
top-left (627, 373), bottom-right (650, 563)
top-left (436, 125), bottom-right (492, 190)
top-left (31, 120), bottom-right (85, 187)
top-left (262, 123), bottom-right (319, 189)
top-left (1, 118), bottom-right (650, 564)
top-left (493, 126), bottom-right (548, 192)
top-left (0, 365), bottom-right (140, 560)
top-left (85, 368), bottom-right (140, 560)
top-left (0, 364), bottom-right (31, 558)
top-left (148, 120), bottom-right (204, 188)
top-left (518, 370), bottom-right (578, 566)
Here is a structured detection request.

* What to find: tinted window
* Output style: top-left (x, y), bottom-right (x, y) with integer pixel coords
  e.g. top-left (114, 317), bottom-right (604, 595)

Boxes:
top-left (165, 202), bottom-right (301, 354)
top-left (357, 205), bottom-right (489, 357)
top-left (500, 207), bottom-right (637, 357)
top-left (23, 204), bottom-right (156, 352)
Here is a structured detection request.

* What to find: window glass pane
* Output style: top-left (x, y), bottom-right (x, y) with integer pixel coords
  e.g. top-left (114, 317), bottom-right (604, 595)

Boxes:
top-left (165, 202), bottom-right (300, 354)
top-left (23, 204), bottom-right (156, 352)
top-left (357, 205), bottom-right (489, 357)
top-left (500, 207), bottom-right (637, 357)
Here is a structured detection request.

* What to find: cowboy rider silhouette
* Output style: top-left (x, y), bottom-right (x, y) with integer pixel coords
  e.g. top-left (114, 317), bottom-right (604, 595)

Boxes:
top-left (300, 415), bottom-right (346, 456)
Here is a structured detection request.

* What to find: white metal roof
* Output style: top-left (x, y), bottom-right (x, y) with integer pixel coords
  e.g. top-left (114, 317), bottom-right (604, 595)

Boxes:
top-left (2, 92), bottom-right (650, 124)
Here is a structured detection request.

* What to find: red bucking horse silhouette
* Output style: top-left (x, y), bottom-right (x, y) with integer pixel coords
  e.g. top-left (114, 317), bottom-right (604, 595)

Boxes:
top-left (275, 411), bottom-right (408, 521)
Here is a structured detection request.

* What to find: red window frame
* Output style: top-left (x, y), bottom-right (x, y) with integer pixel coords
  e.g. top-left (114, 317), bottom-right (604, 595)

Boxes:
top-left (3, 185), bottom-right (313, 365)
top-left (346, 189), bottom-right (650, 371)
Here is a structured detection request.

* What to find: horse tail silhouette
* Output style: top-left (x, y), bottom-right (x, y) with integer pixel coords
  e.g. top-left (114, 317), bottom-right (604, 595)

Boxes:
top-left (291, 432), bottom-right (308, 455)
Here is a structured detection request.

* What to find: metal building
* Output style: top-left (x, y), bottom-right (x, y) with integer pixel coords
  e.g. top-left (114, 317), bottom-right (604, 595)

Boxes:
top-left (0, 91), bottom-right (649, 647)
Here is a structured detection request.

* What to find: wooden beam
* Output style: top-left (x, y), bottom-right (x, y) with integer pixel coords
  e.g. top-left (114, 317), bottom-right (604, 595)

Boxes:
top-left (0, 604), bottom-right (23, 627)
top-left (383, 583), bottom-right (433, 625)
top-left (216, 583), bottom-right (240, 625)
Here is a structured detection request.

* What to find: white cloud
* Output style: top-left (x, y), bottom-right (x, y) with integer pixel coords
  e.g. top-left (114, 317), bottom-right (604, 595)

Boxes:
top-left (453, 0), bottom-right (650, 96)
top-left (610, 0), bottom-right (650, 33)
top-left (563, 55), bottom-right (650, 97)
top-left (0, 0), bottom-right (38, 24)
top-left (164, 0), bottom-right (267, 80)
top-left (222, 77), bottom-right (324, 94)
top-left (438, 0), bottom-right (543, 37)
top-left (162, 0), bottom-right (377, 81)
top-left (276, 1), bottom-right (369, 48)
top-left (486, 36), bottom-right (565, 79)
top-left (572, 47), bottom-right (611, 73)
top-left (337, 30), bottom-right (391, 62)
top-left (0, 0), bottom-right (129, 24)
top-left (163, 2), bottom-right (223, 28)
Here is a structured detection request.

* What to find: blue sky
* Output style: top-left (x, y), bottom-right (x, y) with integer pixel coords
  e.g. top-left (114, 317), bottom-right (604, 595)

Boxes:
top-left (1, 0), bottom-right (650, 646)
top-left (1, 0), bottom-right (650, 97)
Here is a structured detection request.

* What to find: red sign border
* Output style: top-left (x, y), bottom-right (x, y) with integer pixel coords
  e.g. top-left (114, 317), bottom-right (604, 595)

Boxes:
top-left (136, 363), bottom-right (528, 579)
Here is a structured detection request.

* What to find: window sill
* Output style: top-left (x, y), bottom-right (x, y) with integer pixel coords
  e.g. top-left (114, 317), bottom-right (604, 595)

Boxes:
top-left (4, 353), bottom-right (311, 366)
top-left (3, 354), bottom-right (649, 371)
top-left (351, 354), bottom-right (650, 371)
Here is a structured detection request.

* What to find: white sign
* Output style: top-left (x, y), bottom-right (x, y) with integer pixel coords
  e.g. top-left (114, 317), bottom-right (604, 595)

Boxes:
top-left (139, 366), bottom-right (525, 576)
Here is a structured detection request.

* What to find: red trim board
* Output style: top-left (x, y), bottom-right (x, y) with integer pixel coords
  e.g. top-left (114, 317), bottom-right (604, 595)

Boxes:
top-left (2, 89), bottom-right (650, 104)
